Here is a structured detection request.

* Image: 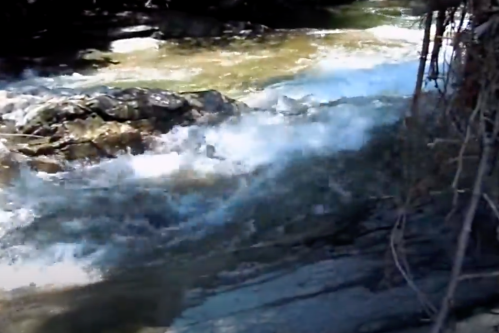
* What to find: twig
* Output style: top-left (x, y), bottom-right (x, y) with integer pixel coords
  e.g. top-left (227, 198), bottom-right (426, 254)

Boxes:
top-left (445, 97), bottom-right (482, 222)
top-left (459, 270), bottom-right (499, 281)
top-left (452, 100), bottom-right (481, 191)
top-left (428, 10), bottom-right (447, 81)
top-left (327, 177), bottom-right (352, 203)
top-left (428, 189), bottom-right (468, 196)
top-left (483, 193), bottom-right (499, 221)
top-left (0, 133), bottom-right (45, 138)
top-left (411, 11), bottom-right (433, 119)
top-left (368, 195), bottom-right (394, 201)
top-left (427, 138), bottom-right (462, 148)
top-left (446, 155), bottom-right (479, 164)
top-left (440, 7), bottom-right (469, 138)
top-left (390, 207), bottom-right (437, 317)
top-left (430, 111), bottom-right (491, 333)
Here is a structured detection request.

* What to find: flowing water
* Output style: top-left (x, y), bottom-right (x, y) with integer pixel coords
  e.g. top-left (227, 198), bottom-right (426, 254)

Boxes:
top-left (0, 1), bottom-right (451, 292)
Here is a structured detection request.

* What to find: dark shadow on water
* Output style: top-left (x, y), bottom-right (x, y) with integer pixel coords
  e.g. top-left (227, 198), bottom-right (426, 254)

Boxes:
top-left (0, 0), bottom-right (413, 79)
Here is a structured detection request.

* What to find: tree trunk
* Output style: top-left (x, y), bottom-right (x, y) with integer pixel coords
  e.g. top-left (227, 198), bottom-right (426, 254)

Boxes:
top-left (455, 0), bottom-right (490, 114)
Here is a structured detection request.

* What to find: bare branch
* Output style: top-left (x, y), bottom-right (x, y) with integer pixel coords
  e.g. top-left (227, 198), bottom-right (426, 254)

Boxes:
top-left (483, 193), bottom-right (499, 221)
top-left (391, 208), bottom-right (437, 317)
top-left (445, 98), bottom-right (482, 222)
top-left (411, 11), bottom-right (433, 120)
top-left (459, 270), bottom-right (499, 281)
top-left (430, 105), bottom-right (491, 333)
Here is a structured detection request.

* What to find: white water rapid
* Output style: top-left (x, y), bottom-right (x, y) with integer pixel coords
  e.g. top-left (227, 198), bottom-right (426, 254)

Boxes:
top-left (0, 23), bottom-right (452, 292)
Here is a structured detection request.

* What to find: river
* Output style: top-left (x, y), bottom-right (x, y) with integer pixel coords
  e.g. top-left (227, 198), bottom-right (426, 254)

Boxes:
top-left (0, 1), bottom-right (456, 331)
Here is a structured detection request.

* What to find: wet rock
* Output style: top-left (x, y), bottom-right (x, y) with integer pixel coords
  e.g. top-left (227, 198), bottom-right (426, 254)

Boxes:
top-left (223, 21), bottom-right (270, 36)
top-left (206, 144), bottom-right (216, 158)
top-left (106, 10), bottom-right (268, 40)
top-left (2, 88), bottom-right (248, 163)
top-left (26, 156), bottom-right (66, 174)
top-left (409, 0), bottom-right (462, 16)
top-left (0, 146), bottom-right (65, 185)
top-left (205, 144), bottom-right (225, 160)
top-left (162, 203), bottom-right (499, 333)
top-left (156, 10), bottom-right (224, 38)
top-left (0, 265), bottom-right (187, 333)
top-left (274, 95), bottom-right (310, 116)
top-left (0, 149), bottom-right (21, 187)
top-left (109, 25), bottom-right (160, 40)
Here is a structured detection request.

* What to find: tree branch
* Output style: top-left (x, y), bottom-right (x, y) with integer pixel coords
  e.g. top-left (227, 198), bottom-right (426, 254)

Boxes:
top-left (430, 108), bottom-right (491, 333)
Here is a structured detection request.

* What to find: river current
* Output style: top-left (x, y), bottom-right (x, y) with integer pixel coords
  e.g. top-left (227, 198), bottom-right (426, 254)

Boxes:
top-left (0, 4), bottom-right (452, 292)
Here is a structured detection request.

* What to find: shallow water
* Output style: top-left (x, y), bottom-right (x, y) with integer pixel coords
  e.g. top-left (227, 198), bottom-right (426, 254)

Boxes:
top-left (0, 2), bottom-right (452, 291)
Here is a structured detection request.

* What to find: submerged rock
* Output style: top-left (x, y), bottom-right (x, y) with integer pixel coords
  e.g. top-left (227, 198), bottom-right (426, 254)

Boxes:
top-left (0, 88), bottom-right (248, 171)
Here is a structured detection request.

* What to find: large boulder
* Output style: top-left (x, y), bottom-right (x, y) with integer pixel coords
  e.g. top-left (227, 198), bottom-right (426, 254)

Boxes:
top-left (0, 88), bottom-right (248, 172)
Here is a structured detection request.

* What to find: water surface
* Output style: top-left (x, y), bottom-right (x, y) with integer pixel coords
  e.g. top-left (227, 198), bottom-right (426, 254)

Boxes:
top-left (0, 1), bottom-right (448, 291)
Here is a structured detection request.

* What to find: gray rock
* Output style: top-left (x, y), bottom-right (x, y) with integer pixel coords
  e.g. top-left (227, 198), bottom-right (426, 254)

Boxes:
top-left (164, 203), bottom-right (499, 333)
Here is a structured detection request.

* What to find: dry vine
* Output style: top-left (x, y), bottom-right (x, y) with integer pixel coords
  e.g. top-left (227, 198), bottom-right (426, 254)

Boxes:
top-left (395, 1), bottom-right (499, 332)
